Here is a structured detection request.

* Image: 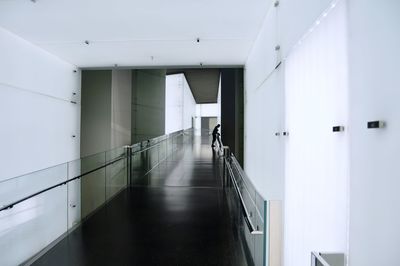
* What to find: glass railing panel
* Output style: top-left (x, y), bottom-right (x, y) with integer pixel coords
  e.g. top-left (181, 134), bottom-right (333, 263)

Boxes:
top-left (79, 152), bottom-right (106, 220)
top-left (158, 139), bottom-right (167, 162)
top-left (143, 149), bottom-right (150, 172)
top-left (67, 176), bottom-right (81, 230)
top-left (78, 151), bottom-right (106, 174)
top-left (224, 152), bottom-right (269, 266)
top-left (131, 151), bottom-right (146, 184)
top-left (0, 163), bottom-right (68, 208)
top-left (0, 129), bottom-right (190, 266)
top-left (105, 147), bottom-right (127, 201)
top-left (253, 200), bottom-right (267, 266)
top-left (231, 157), bottom-right (257, 204)
top-left (131, 143), bottom-right (141, 153)
top-left (148, 145), bottom-right (159, 171)
top-left (66, 158), bottom-right (82, 230)
top-left (106, 146), bottom-right (126, 163)
top-left (141, 140), bottom-right (149, 150)
top-left (167, 137), bottom-right (173, 157)
top-left (80, 168), bottom-right (106, 220)
top-left (0, 184), bottom-right (68, 266)
top-left (230, 164), bottom-right (258, 224)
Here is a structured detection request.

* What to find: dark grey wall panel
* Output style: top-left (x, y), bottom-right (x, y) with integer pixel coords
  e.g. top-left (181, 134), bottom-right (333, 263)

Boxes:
top-left (184, 69), bottom-right (220, 103)
top-left (131, 69), bottom-right (166, 143)
top-left (221, 68), bottom-right (244, 165)
top-left (81, 70), bottom-right (112, 157)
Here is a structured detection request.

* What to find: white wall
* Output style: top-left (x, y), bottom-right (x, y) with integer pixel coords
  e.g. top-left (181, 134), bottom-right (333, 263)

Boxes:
top-left (284, 2), bottom-right (349, 265)
top-left (245, 0), bottom-right (400, 266)
top-left (194, 76), bottom-right (221, 136)
top-left (183, 76), bottom-right (196, 130)
top-left (0, 27), bottom-right (80, 181)
top-left (244, 0), bottom-right (348, 265)
top-left (165, 73), bottom-right (196, 134)
top-left (347, 1), bottom-right (400, 265)
top-left (198, 104), bottom-right (220, 117)
top-left (195, 104), bottom-right (221, 136)
top-left (0, 27), bottom-right (80, 265)
top-left (165, 74), bottom-right (183, 133)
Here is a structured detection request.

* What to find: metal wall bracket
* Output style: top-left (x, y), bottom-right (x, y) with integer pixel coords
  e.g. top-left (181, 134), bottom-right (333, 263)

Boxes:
top-left (367, 120), bottom-right (385, 129)
top-left (332, 126), bottom-right (345, 132)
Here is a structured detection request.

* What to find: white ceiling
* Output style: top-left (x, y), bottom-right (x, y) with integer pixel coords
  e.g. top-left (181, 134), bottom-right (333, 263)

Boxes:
top-left (0, 0), bottom-right (272, 67)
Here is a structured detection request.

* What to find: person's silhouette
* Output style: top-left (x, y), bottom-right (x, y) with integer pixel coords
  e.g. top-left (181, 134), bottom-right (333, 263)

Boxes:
top-left (211, 124), bottom-right (222, 148)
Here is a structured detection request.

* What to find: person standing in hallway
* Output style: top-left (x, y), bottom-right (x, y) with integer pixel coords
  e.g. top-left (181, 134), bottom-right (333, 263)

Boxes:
top-left (211, 124), bottom-right (222, 148)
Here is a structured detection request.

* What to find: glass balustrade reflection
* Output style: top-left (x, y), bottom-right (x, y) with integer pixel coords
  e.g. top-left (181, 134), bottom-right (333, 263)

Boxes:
top-left (224, 153), bottom-right (280, 266)
top-left (0, 129), bottom-right (187, 266)
top-left (0, 163), bottom-right (69, 266)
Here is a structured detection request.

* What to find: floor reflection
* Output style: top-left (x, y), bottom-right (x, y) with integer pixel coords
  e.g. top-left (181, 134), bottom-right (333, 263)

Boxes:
top-left (33, 134), bottom-right (247, 266)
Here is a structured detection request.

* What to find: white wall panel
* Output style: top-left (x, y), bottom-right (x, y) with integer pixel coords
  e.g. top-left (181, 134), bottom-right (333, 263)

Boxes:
top-left (0, 27), bottom-right (80, 181)
top-left (348, 0), bottom-right (400, 265)
top-left (284, 2), bottom-right (348, 266)
top-left (183, 76), bottom-right (196, 129)
top-left (278, 0), bottom-right (333, 59)
top-left (165, 74), bottom-right (183, 134)
top-left (245, 68), bottom-right (284, 200)
top-left (0, 28), bottom-right (78, 100)
top-left (0, 26), bottom-right (80, 265)
top-left (0, 186), bottom-right (68, 266)
top-left (245, 2), bottom-right (278, 92)
top-left (198, 104), bottom-right (220, 117)
top-left (165, 74), bottom-right (196, 134)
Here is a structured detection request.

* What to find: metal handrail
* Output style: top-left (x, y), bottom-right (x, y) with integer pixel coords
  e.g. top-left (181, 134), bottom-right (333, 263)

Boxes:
top-left (0, 155), bottom-right (126, 212)
top-left (230, 156), bottom-right (265, 220)
top-left (225, 157), bottom-right (263, 235)
top-left (0, 130), bottom-right (187, 213)
top-left (230, 156), bottom-right (264, 206)
top-left (130, 132), bottom-right (182, 154)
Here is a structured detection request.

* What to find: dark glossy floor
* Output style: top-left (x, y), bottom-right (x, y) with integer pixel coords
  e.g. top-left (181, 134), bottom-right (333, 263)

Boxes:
top-left (33, 135), bottom-right (247, 266)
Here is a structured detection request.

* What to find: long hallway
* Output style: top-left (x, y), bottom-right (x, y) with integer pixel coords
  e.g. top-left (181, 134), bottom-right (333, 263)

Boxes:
top-left (33, 135), bottom-right (248, 266)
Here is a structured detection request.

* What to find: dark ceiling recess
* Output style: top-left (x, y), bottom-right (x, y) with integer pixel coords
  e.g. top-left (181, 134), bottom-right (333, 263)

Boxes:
top-left (166, 69), bottom-right (220, 104)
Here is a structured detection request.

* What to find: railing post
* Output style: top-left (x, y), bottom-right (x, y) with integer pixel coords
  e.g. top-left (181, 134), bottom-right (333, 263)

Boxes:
top-left (125, 145), bottom-right (132, 187)
top-left (222, 146), bottom-right (231, 188)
